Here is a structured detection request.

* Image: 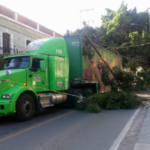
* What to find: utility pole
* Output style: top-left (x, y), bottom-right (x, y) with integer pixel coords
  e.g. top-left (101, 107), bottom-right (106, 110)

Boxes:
top-left (80, 8), bottom-right (94, 28)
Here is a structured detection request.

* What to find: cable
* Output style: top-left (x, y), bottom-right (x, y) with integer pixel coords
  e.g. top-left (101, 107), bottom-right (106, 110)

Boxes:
top-left (99, 44), bottom-right (149, 70)
top-left (0, 10), bottom-right (49, 38)
top-left (0, 79), bottom-right (94, 101)
top-left (99, 41), bottom-right (150, 50)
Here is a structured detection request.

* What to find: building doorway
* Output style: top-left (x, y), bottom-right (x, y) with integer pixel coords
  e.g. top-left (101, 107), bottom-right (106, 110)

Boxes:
top-left (3, 33), bottom-right (10, 53)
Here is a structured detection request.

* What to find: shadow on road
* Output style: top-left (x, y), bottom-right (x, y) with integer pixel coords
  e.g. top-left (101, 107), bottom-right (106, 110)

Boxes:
top-left (0, 105), bottom-right (73, 125)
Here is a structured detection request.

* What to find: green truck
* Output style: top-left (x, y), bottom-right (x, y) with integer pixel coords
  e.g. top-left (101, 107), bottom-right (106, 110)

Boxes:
top-left (0, 37), bottom-right (122, 121)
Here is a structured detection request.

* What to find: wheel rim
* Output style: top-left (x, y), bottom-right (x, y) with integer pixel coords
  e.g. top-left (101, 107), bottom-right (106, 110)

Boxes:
top-left (77, 93), bottom-right (83, 103)
top-left (22, 100), bottom-right (32, 116)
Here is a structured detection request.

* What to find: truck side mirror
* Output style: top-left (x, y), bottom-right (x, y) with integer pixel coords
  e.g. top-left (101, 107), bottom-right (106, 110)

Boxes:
top-left (40, 60), bottom-right (45, 72)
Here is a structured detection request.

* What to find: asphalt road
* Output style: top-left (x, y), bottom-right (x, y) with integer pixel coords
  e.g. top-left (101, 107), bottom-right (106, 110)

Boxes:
top-left (0, 106), bottom-right (136, 150)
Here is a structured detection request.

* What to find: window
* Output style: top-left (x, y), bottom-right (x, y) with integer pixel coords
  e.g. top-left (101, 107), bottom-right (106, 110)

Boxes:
top-left (4, 56), bottom-right (30, 69)
top-left (32, 58), bottom-right (43, 69)
top-left (3, 33), bottom-right (10, 53)
top-left (26, 40), bottom-right (31, 46)
top-left (4, 39), bottom-right (7, 47)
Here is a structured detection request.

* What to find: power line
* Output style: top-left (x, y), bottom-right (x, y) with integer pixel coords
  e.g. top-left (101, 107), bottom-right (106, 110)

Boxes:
top-left (0, 18), bottom-right (45, 38)
top-left (99, 43), bottom-right (149, 70)
top-left (80, 8), bottom-right (94, 28)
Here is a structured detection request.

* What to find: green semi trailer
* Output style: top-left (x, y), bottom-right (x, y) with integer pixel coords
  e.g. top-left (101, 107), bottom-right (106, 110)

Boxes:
top-left (0, 37), bottom-right (122, 121)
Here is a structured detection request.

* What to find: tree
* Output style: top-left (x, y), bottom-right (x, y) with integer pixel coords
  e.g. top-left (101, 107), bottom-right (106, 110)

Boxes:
top-left (71, 2), bottom-right (150, 70)
top-left (99, 2), bottom-right (150, 69)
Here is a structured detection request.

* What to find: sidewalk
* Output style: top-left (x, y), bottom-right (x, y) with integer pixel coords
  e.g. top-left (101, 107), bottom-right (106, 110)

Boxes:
top-left (117, 89), bottom-right (150, 150)
top-left (133, 106), bottom-right (150, 150)
top-left (133, 89), bottom-right (150, 150)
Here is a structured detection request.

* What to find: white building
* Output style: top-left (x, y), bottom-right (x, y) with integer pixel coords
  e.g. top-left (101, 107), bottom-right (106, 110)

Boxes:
top-left (0, 5), bottom-right (62, 54)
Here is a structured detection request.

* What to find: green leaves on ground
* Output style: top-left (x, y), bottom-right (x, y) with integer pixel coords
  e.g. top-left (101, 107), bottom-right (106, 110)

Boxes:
top-left (93, 91), bottom-right (141, 110)
top-left (76, 98), bottom-right (100, 113)
top-left (76, 66), bottom-right (144, 113)
top-left (75, 91), bottom-right (142, 113)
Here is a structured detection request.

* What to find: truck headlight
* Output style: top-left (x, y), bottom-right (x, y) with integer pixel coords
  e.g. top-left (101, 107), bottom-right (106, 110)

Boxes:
top-left (2, 94), bottom-right (11, 99)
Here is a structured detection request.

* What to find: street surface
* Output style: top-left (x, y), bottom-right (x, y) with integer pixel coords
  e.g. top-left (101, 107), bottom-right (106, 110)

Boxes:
top-left (0, 106), bottom-right (136, 150)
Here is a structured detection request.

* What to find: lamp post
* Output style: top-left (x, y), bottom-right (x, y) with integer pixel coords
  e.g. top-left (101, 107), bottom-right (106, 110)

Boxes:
top-left (130, 23), bottom-right (147, 33)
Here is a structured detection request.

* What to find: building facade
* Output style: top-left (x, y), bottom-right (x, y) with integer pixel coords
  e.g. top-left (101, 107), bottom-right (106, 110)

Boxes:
top-left (0, 5), bottom-right (62, 54)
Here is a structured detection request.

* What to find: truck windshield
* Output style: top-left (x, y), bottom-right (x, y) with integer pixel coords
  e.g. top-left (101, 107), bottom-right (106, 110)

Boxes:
top-left (4, 56), bottom-right (30, 69)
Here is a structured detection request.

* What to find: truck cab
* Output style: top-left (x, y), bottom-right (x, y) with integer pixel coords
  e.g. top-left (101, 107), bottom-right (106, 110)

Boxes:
top-left (0, 37), bottom-right (70, 121)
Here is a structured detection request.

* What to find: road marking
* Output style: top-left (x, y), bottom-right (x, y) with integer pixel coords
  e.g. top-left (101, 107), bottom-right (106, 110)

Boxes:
top-left (109, 108), bottom-right (141, 150)
top-left (0, 111), bottom-right (76, 143)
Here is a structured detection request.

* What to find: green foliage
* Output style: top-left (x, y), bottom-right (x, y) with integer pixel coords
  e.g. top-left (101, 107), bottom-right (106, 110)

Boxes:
top-left (72, 2), bottom-right (149, 68)
top-left (136, 70), bottom-right (150, 88)
top-left (71, 27), bottom-right (100, 59)
top-left (75, 98), bottom-right (100, 113)
top-left (121, 71), bottom-right (134, 91)
top-left (129, 31), bottom-right (142, 45)
top-left (102, 67), bottom-right (150, 90)
top-left (113, 67), bottom-right (124, 82)
top-left (100, 3), bottom-right (150, 67)
top-left (136, 76), bottom-right (145, 89)
top-left (0, 53), bottom-right (9, 70)
top-left (101, 65), bottom-right (112, 86)
top-left (76, 91), bottom-right (142, 112)
top-left (127, 62), bottom-right (139, 72)
top-left (73, 2), bottom-right (147, 113)
top-left (93, 91), bottom-right (142, 110)
top-left (84, 103), bottom-right (101, 113)
top-left (101, 66), bottom-right (135, 92)
top-left (101, 3), bottom-right (131, 46)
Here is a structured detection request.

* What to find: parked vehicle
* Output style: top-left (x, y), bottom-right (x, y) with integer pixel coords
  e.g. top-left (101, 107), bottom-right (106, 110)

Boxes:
top-left (0, 37), bottom-right (122, 121)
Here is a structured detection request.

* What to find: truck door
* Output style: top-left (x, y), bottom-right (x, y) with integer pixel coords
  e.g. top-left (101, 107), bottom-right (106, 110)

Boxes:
top-left (49, 56), bottom-right (66, 91)
top-left (55, 57), bottom-right (65, 90)
top-left (31, 58), bottom-right (46, 92)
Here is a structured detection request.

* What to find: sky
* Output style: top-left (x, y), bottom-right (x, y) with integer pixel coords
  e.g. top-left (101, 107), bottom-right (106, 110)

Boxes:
top-left (0, 0), bottom-right (149, 35)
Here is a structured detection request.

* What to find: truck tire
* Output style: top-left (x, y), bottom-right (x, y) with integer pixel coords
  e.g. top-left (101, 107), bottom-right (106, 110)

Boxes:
top-left (71, 89), bottom-right (83, 108)
top-left (15, 94), bottom-right (35, 121)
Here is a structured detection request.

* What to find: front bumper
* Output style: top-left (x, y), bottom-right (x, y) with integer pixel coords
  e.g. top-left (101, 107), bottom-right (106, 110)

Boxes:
top-left (0, 101), bottom-right (16, 115)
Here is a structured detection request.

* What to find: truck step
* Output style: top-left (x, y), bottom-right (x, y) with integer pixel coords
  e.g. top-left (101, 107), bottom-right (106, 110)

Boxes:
top-left (39, 94), bottom-right (54, 108)
top-left (41, 104), bottom-right (54, 108)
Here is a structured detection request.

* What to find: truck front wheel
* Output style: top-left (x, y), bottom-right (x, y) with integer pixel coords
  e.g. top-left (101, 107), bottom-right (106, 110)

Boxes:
top-left (16, 94), bottom-right (35, 121)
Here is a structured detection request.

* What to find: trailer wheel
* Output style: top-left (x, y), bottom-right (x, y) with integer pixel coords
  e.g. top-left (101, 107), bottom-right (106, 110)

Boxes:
top-left (15, 94), bottom-right (35, 121)
top-left (71, 89), bottom-right (83, 108)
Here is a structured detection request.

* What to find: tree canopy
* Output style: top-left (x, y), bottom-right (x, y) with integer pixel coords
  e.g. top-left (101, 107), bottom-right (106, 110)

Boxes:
top-left (71, 2), bottom-right (150, 70)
